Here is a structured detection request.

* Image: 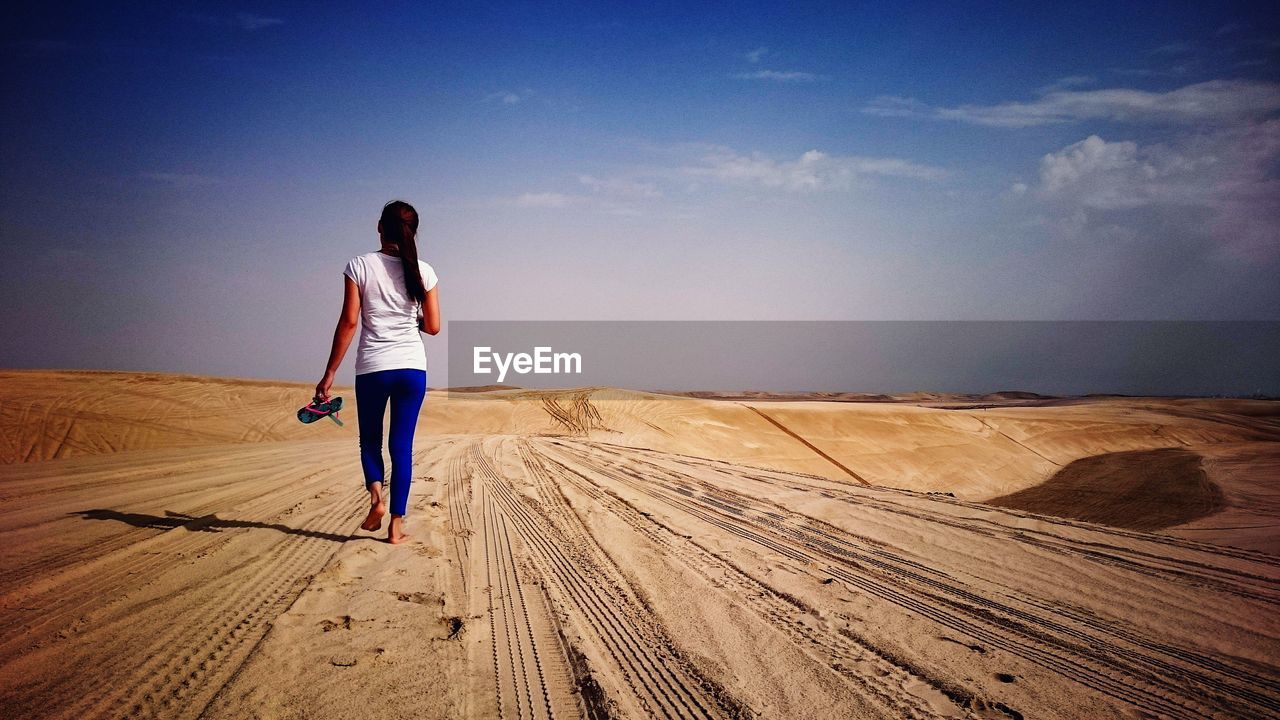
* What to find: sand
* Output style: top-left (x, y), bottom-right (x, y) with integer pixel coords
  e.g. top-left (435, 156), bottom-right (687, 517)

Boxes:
top-left (1, 369), bottom-right (1278, 719)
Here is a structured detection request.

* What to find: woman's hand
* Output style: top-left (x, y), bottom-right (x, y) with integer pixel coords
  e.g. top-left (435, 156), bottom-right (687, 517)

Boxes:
top-left (314, 371), bottom-right (334, 403)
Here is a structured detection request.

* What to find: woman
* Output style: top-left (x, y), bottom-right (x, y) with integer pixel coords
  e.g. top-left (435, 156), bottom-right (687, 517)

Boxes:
top-left (315, 200), bottom-right (441, 544)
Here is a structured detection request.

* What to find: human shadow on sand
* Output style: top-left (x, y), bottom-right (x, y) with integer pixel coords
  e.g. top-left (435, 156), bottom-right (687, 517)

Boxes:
top-left (72, 509), bottom-right (361, 543)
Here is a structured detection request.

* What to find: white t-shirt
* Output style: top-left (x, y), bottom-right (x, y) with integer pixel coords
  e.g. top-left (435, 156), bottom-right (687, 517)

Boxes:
top-left (342, 251), bottom-right (439, 375)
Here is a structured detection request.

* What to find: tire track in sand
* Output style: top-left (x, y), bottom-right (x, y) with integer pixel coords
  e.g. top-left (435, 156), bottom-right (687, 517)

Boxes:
top-left (0, 458), bottom-right (365, 719)
top-left (60, 489), bottom-right (362, 719)
top-left (0, 444), bottom-right (355, 660)
top-left (481, 478), bottom-right (557, 720)
top-left (516, 439), bottom-right (967, 719)
top-left (545, 439), bottom-right (1280, 720)
top-left (445, 443), bottom-right (474, 589)
top-left (468, 440), bottom-right (748, 720)
top-left (740, 405), bottom-right (869, 485)
top-left (613, 441), bottom-right (1280, 599)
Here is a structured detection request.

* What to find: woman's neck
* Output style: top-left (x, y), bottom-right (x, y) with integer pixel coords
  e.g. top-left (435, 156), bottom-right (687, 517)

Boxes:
top-left (378, 244), bottom-right (400, 257)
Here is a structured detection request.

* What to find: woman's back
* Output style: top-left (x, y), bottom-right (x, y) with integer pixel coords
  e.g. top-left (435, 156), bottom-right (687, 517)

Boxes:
top-left (343, 251), bottom-right (439, 375)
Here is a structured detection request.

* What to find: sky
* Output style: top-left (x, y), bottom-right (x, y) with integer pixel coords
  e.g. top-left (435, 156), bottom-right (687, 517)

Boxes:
top-left (1, 1), bottom-right (1278, 389)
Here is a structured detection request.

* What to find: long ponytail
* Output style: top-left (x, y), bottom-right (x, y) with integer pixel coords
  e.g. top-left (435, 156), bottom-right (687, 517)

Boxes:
top-left (379, 200), bottom-right (426, 304)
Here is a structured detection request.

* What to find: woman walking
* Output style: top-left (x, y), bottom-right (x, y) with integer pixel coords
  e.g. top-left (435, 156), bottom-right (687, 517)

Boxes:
top-left (315, 200), bottom-right (441, 544)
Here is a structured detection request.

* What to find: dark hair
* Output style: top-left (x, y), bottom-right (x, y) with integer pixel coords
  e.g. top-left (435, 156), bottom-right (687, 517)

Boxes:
top-left (379, 200), bottom-right (426, 304)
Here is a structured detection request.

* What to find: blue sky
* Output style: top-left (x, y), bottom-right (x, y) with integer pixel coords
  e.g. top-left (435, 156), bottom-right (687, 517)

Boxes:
top-left (2, 2), bottom-right (1277, 384)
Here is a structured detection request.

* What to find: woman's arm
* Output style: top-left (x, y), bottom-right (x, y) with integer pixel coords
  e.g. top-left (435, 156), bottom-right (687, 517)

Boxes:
top-left (315, 276), bottom-right (361, 401)
top-left (419, 285), bottom-right (441, 335)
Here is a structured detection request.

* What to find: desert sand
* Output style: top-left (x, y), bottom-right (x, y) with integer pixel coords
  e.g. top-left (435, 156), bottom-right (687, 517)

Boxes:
top-left (1, 369), bottom-right (1278, 719)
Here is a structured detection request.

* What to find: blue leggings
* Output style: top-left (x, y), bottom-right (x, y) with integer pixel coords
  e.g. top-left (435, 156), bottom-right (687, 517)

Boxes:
top-left (355, 368), bottom-right (427, 517)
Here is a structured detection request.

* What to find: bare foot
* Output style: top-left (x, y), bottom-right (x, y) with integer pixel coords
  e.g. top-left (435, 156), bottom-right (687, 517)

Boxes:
top-left (387, 516), bottom-right (410, 544)
top-left (360, 502), bottom-right (386, 532)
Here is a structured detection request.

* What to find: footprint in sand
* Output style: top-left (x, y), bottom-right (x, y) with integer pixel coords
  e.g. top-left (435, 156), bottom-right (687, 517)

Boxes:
top-left (319, 616), bottom-right (353, 632)
top-left (394, 591), bottom-right (444, 606)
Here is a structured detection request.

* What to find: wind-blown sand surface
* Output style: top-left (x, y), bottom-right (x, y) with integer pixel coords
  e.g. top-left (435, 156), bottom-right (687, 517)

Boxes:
top-left (1, 369), bottom-right (1278, 719)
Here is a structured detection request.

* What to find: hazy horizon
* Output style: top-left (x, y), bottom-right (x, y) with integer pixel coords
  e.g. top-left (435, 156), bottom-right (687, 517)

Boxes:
top-left (9, 318), bottom-right (1280, 401)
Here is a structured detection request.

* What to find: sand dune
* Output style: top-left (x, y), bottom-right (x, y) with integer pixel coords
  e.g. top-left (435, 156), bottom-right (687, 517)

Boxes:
top-left (0, 370), bottom-right (353, 464)
top-left (1, 370), bottom-right (1278, 718)
top-left (12, 369), bottom-right (1276, 500)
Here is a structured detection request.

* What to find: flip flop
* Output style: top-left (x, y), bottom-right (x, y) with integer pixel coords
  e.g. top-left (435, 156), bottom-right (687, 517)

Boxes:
top-left (298, 396), bottom-right (344, 426)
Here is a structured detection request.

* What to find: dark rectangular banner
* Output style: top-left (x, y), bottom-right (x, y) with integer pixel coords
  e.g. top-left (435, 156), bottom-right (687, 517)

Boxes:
top-left (445, 321), bottom-right (1280, 397)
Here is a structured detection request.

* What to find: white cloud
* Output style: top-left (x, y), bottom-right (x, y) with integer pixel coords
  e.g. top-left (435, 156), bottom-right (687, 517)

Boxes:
top-left (861, 95), bottom-right (931, 118)
top-left (733, 70), bottom-right (820, 82)
top-left (506, 174), bottom-right (661, 213)
top-left (578, 174), bottom-right (661, 198)
top-left (1037, 136), bottom-right (1146, 207)
top-left (507, 144), bottom-right (945, 213)
top-left (484, 89), bottom-right (531, 105)
top-left (745, 47), bottom-right (768, 64)
top-left (1038, 75), bottom-right (1095, 93)
top-left (513, 192), bottom-right (577, 208)
top-left (507, 189), bottom-right (645, 216)
top-left (1032, 122), bottom-right (1280, 258)
top-left (683, 147), bottom-right (947, 191)
top-left (1109, 63), bottom-right (1199, 79)
top-left (864, 80), bottom-right (1280, 127)
top-left (503, 146), bottom-right (944, 212)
